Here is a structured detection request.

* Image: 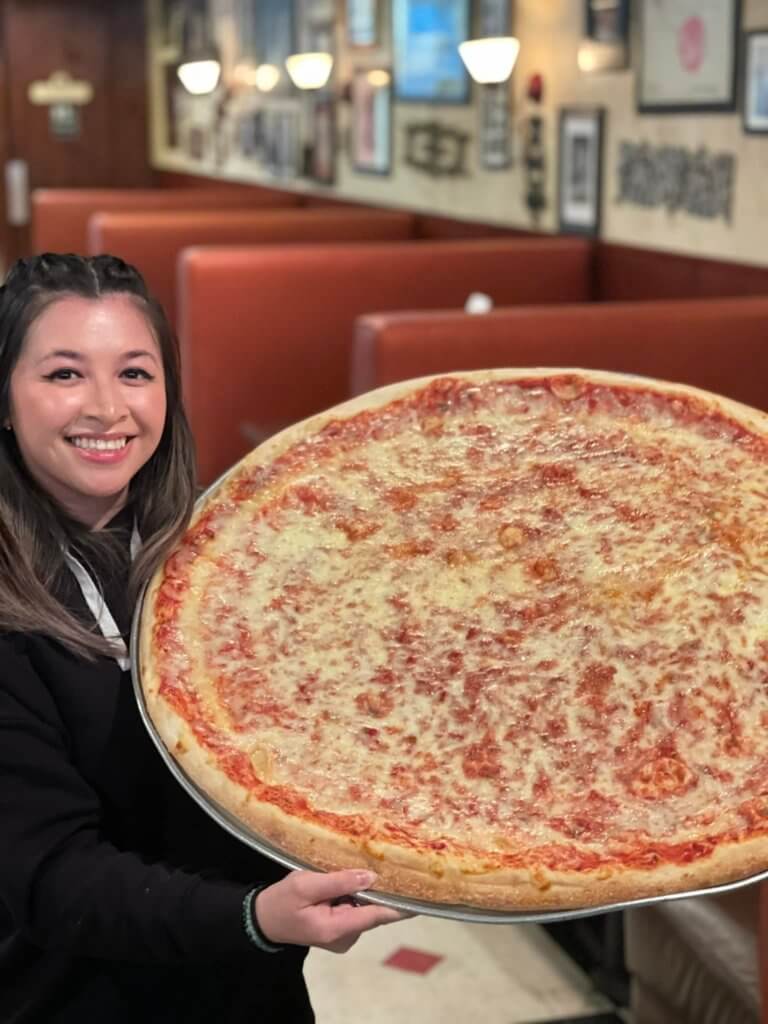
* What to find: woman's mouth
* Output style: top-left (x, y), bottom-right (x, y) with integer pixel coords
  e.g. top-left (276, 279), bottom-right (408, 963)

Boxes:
top-left (66, 435), bottom-right (134, 462)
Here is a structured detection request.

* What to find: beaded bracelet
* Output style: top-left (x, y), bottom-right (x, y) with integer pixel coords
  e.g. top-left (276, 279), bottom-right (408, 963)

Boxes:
top-left (242, 885), bottom-right (285, 953)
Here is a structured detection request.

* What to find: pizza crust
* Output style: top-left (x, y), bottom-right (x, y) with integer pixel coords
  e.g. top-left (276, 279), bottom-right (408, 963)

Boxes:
top-left (138, 368), bottom-right (768, 911)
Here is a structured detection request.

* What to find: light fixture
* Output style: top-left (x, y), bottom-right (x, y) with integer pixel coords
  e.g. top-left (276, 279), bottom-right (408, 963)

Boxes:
top-left (285, 51), bottom-right (334, 90)
top-left (177, 12), bottom-right (221, 95)
top-left (177, 56), bottom-right (221, 95)
top-left (253, 63), bottom-right (281, 92)
top-left (458, 36), bottom-right (521, 85)
top-left (366, 69), bottom-right (391, 88)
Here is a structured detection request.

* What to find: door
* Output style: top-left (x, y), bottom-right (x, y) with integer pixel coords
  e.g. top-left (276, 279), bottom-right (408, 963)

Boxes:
top-left (0, 0), bottom-right (152, 266)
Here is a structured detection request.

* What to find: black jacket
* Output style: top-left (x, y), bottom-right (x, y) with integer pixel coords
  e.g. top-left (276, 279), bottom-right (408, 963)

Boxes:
top-left (0, 517), bottom-right (312, 1023)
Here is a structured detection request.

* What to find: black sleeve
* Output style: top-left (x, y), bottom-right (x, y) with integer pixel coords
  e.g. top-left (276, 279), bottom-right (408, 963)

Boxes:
top-left (0, 646), bottom-right (262, 964)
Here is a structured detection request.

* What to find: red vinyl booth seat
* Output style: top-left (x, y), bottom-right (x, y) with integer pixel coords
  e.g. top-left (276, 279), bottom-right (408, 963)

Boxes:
top-left (88, 207), bottom-right (416, 325)
top-left (178, 237), bottom-right (593, 483)
top-left (31, 185), bottom-right (301, 255)
top-left (350, 297), bottom-right (768, 410)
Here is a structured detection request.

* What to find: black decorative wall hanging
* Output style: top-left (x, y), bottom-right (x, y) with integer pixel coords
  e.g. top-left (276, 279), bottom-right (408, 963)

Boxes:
top-left (616, 141), bottom-right (736, 221)
top-left (403, 121), bottom-right (470, 177)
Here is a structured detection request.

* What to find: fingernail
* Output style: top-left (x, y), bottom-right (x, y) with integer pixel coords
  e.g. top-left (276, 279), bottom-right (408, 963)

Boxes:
top-left (356, 871), bottom-right (377, 888)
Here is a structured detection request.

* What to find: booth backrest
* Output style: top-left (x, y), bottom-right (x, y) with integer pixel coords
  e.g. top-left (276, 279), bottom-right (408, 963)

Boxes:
top-left (351, 298), bottom-right (768, 410)
top-left (88, 207), bottom-right (417, 325)
top-left (31, 186), bottom-right (301, 255)
top-left (178, 237), bottom-right (593, 483)
top-left (595, 242), bottom-right (768, 301)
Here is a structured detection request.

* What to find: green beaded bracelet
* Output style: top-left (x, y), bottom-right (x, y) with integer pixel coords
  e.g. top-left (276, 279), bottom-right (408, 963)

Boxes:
top-left (242, 886), bottom-right (284, 953)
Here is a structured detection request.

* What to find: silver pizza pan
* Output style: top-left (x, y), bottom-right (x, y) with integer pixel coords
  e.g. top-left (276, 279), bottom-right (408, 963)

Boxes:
top-left (130, 588), bottom-right (768, 925)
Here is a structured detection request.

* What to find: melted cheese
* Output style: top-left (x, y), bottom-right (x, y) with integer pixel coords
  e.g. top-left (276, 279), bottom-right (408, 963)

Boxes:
top-left (159, 378), bottom-right (768, 858)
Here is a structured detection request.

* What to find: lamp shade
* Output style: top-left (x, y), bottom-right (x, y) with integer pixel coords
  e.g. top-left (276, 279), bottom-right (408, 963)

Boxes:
top-left (177, 58), bottom-right (221, 95)
top-left (285, 51), bottom-right (333, 90)
top-left (458, 36), bottom-right (520, 84)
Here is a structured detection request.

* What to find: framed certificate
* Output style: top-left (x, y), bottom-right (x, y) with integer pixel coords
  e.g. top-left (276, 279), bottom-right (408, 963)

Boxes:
top-left (638, 0), bottom-right (740, 113)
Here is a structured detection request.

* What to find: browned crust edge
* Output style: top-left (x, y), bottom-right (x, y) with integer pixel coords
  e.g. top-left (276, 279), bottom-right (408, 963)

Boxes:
top-left (138, 368), bottom-right (768, 911)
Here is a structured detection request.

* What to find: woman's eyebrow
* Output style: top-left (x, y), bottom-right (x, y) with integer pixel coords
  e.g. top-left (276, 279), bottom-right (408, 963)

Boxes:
top-left (36, 348), bottom-right (84, 364)
top-left (121, 349), bottom-right (159, 362)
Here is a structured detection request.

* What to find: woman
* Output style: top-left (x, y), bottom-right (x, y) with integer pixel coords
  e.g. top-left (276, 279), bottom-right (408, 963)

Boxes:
top-left (0, 253), bottom-right (403, 1023)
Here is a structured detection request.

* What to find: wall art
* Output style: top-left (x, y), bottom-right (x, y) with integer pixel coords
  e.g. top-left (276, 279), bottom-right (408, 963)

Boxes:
top-left (637, 0), bottom-right (740, 113)
top-left (616, 140), bottom-right (736, 221)
top-left (479, 82), bottom-right (511, 170)
top-left (351, 68), bottom-right (392, 174)
top-left (578, 0), bottom-right (630, 72)
top-left (347, 0), bottom-right (379, 47)
top-left (393, 0), bottom-right (471, 103)
top-left (744, 30), bottom-right (768, 134)
top-left (558, 107), bottom-right (604, 236)
top-left (311, 97), bottom-right (336, 184)
top-left (404, 121), bottom-right (470, 176)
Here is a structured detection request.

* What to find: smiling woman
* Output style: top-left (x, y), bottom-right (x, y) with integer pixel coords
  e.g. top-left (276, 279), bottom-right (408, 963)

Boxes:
top-left (0, 254), bottom-right (405, 1024)
top-left (0, 253), bottom-right (193, 658)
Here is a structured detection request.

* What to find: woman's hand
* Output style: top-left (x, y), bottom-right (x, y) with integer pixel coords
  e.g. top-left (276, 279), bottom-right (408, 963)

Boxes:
top-left (254, 869), bottom-right (408, 954)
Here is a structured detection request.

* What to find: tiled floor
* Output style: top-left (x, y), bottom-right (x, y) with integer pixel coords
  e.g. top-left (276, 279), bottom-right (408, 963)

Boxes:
top-left (305, 912), bottom-right (627, 1023)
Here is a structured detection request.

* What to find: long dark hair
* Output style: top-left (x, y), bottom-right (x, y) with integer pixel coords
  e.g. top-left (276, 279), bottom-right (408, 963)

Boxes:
top-left (0, 252), bottom-right (196, 658)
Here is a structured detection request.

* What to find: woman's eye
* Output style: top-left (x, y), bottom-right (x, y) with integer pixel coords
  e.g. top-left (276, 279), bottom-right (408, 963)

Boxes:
top-left (121, 367), bottom-right (154, 381)
top-left (43, 368), bottom-right (80, 381)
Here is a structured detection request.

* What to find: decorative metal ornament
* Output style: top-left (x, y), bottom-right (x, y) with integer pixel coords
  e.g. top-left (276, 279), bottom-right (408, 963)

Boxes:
top-left (403, 121), bottom-right (470, 177)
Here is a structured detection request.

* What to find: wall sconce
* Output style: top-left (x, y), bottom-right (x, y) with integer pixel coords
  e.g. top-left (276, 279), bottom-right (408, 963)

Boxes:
top-left (458, 36), bottom-right (520, 84)
top-left (285, 52), bottom-right (334, 90)
top-left (233, 63), bottom-right (282, 91)
top-left (177, 12), bottom-right (221, 95)
top-left (253, 64), bottom-right (281, 92)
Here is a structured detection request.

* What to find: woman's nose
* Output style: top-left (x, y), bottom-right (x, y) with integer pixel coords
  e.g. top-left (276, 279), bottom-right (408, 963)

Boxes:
top-left (82, 377), bottom-right (126, 422)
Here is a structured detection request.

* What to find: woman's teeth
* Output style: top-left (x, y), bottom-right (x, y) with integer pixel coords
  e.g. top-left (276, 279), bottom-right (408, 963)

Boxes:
top-left (69, 437), bottom-right (129, 450)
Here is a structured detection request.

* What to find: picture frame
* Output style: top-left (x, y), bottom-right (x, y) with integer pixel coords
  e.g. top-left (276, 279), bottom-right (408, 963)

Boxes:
top-left (578, 0), bottom-right (630, 72)
top-left (392, 0), bottom-right (471, 103)
top-left (251, 0), bottom-right (296, 95)
top-left (637, 0), bottom-right (741, 113)
top-left (351, 68), bottom-right (392, 174)
top-left (743, 29), bottom-right (768, 134)
top-left (479, 82), bottom-right (512, 170)
top-left (310, 97), bottom-right (336, 185)
top-left (558, 107), bottom-right (604, 237)
top-left (346, 0), bottom-right (379, 47)
top-left (477, 0), bottom-right (511, 37)
top-left (263, 107), bottom-right (301, 178)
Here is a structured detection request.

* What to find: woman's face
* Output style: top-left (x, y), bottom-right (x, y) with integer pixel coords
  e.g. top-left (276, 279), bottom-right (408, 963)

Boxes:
top-left (7, 294), bottom-right (167, 528)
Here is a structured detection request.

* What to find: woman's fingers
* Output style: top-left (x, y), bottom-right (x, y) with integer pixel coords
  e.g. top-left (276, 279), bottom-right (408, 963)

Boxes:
top-left (291, 867), bottom-right (377, 906)
top-left (254, 869), bottom-right (412, 952)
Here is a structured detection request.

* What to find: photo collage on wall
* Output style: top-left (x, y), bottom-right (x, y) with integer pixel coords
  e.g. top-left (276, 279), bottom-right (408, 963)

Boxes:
top-left (152, 0), bottom-right (764, 234)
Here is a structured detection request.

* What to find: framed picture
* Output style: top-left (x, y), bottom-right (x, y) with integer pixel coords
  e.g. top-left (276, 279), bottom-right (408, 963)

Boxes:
top-left (263, 107), bottom-right (301, 178)
top-left (311, 97), bottom-right (336, 184)
top-left (578, 0), bottom-right (630, 72)
top-left (744, 30), bottom-right (768, 134)
top-left (637, 0), bottom-right (740, 113)
top-left (346, 0), bottom-right (379, 47)
top-left (558, 107), bottom-right (604, 237)
top-left (351, 68), bottom-right (392, 174)
top-left (393, 0), bottom-right (471, 103)
top-left (477, 0), bottom-right (510, 37)
top-left (479, 82), bottom-right (511, 170)
top-left (252, 0), bottom-right (296, 93)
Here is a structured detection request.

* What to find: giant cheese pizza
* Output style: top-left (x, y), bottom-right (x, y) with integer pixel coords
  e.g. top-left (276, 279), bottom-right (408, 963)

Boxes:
top-left (138, 369), bottom-right (768, 910)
